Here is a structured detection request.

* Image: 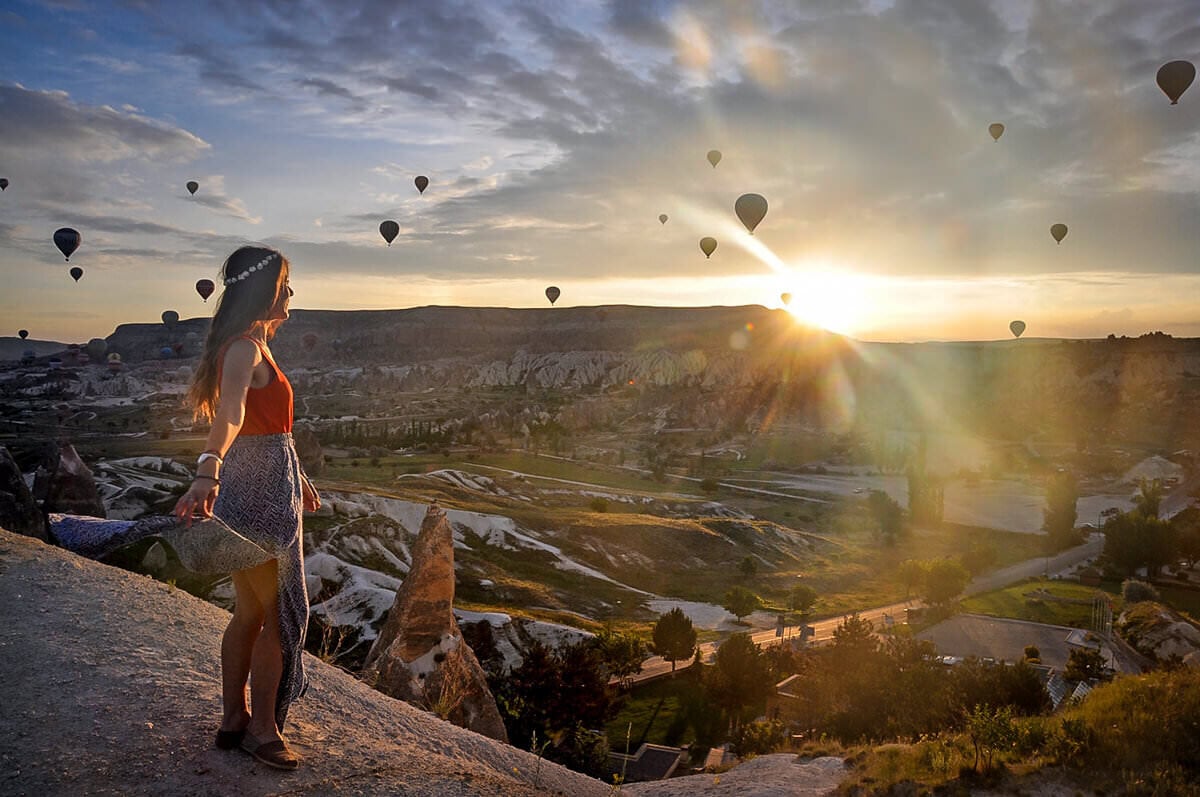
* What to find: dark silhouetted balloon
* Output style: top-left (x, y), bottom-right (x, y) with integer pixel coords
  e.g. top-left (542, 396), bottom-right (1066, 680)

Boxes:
top-left (1050, 223), bottom-right (1068, 244)
top-left (700, 237), bottom-right (717, 259)
top-left (54, 228), bottom-right (81, 261)
top-left (545, 286), bottom-right (561, 305)
top-left (87, 338), bottom-right (107, 360)
top-left (69, 266), bottom-right (83, 282)
top-left (162, 310), bottom-right (179, 330)
top-left (303, 332), bottom-right (318, 351)
top-left (780, 293), bottom-right (792, 306)
top-left (186, 180), bottom-right (199, 195)
top-left (1157, 60), bottom-right (1196, 105)
top-left (1010, 320), bottom-right (1026, 338)
top-left (195, 279), bottom-right (215, 302)
top-left (415, 175), bottom-right (429, 194)
top-left (380, 220), bottom-right (399, 245)
top-left (989, 123), bottom-right (1005, 141)
top-left (707, 150), bottom-right (722, 168)
top-left (735, 193), bottom-right (768, 234)
top-left (18, 329), bottom-right (28, 340)
top-left (659, 214), bottom-right (668, 224)
top-left (0, 178), bottom-right (8, 191)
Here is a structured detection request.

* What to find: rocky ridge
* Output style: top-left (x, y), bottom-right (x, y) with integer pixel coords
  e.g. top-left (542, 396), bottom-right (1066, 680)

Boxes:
top-left (0, 527), bottom-right (609, 796)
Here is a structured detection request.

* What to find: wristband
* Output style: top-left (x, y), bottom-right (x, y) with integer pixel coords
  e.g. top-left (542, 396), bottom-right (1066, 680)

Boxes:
top-left (194, 475), bottom-right (221, 486)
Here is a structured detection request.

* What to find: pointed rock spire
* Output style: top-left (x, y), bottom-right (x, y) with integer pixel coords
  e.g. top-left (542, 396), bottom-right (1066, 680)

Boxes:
top-left (362, 504), bottom-right (508, 742)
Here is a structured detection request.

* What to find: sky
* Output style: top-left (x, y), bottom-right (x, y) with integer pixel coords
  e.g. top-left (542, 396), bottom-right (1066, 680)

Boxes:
top-left (1, 0), bottom-right (1199, 343)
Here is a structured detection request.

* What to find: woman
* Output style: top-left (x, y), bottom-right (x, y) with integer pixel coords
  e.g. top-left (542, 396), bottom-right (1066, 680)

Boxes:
top-left (173, 245), bottom-right (320, 770)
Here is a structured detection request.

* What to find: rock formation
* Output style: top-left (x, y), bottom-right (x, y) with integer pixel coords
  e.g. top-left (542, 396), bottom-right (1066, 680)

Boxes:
top-left (292, 421), bottom-right (326, 476)
top-left (0, 446), bottom-right (47, 541)
top-left (363, 504), bottom-right (508, 742)
top-left (32, 442), bottom-right (107, 518)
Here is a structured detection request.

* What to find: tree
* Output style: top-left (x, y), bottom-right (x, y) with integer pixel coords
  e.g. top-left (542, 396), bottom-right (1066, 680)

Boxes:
top-left (1171, 506), bottom-right (1200, 568)
top-left (831, 613), bottom-right (879, 661)
top-left (966, 704), bottom-right (1016, 773)
top-left (738, 556), bottom-right (758, 580)
top-left (788, 584), bottom-right (818, 619)
top-left (652, 608), bottom-right (697, 675)
top-left (592, 628), bottom-right (647, 686)
top-left (1134, 478), bottom-right (1164, 518)
top-left (907, 467), bottom-right (944, 527)
top-left (708, 633), bottom-right (771, 729)
top-left (1104, 510), bottom-right (1175, 578)
top-left (1043, 470), bottom-right (1081, 551)
top-left (922, 559), bottom-right (969, 606)
top-left (722, 586), bottom-right (763, 623)
top-left (867, 489), bottom-right (903, 544)
top-left (897, 559), bottom-right (927, 599)
top-left (1065, 647), bottom-right (1108, 682)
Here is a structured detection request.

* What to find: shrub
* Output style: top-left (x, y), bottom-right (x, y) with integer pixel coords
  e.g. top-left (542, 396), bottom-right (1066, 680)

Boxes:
top-left (1123, 579), bottom-right (1161, 604)
top-left (588, 497), bottom-right (608, 513)
top-left (700, 477), bottom-right (719, 495)
top-left (1023, 645), bottom-right (1040, 662)
top-left (729, 719), bottom-right (786, 757)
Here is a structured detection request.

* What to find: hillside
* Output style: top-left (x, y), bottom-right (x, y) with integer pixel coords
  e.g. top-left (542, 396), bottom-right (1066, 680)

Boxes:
top-left (0, 527), bottom-right (610, 796)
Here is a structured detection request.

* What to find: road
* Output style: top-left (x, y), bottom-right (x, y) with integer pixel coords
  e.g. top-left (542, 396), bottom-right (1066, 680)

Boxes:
top-left (621, 533), bottom-right (1106, 686)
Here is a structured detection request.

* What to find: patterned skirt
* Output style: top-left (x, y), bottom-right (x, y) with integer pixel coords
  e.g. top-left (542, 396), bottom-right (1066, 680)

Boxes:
top-left (51, 432), bottom-right (309, 731)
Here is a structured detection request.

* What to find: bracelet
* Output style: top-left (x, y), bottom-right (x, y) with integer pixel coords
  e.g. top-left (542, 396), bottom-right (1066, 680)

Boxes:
top-left (194, 475), bottom-right (221, 486)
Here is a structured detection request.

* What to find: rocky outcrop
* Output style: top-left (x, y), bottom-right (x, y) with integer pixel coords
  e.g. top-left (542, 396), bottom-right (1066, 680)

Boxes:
top-left (293, 421), bottom-right (326, 476)
top-left (1118, 601), bottom-right (1200, 662)
top-left (0, 446), bottom-right (47, 540)
top-left (362, 504), bottom-right (508, 742)
top-left (32, 442), bottom-right (106, 518)
top-left (0, 527), bottom-right (606, 796)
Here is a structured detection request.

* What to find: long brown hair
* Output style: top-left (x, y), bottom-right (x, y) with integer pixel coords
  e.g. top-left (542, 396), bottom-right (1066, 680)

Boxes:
top-left (188, 245), bottom-right (290, 421)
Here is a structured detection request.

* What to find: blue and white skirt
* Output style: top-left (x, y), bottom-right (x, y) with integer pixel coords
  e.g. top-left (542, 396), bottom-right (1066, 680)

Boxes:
top-left (52, 432), bottom-right (309, 731)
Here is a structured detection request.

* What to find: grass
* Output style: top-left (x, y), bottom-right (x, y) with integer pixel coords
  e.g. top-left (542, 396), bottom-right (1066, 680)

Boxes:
top-left (961, 578), bottom-right (1123, 627)
top-left (606, 676), bottom-right (693, 750)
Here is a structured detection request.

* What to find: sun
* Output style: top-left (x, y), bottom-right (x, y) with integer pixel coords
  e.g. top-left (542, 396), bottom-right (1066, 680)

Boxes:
top-left (783, 266), bottom-right (872, 336)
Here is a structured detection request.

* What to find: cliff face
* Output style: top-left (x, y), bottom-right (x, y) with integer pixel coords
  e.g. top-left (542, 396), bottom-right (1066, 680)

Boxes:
top-left (0, 528), bottom-right (608, 796)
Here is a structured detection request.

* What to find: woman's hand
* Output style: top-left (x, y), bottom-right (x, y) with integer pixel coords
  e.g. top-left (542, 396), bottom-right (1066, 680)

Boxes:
top-left (301, 476), bottom-right (321, 513)
top-left (174, 479), bottom-right (220, 527)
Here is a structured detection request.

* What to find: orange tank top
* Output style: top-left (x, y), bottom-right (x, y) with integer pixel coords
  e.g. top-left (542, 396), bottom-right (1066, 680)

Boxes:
top-left (219, 336), bottom-right (293, 436)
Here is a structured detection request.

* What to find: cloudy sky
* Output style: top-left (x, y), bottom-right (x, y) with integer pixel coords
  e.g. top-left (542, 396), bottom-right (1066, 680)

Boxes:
top-left (2, 0), bottom-right (1199, 343)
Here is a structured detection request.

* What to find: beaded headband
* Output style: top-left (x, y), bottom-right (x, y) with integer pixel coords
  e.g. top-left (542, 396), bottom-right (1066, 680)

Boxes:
top-left (222, 252), bottom-right (278, 286)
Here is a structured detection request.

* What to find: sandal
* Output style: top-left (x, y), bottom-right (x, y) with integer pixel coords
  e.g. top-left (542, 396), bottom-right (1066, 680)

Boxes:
top-left (215, 728), bottom-right (245, 750)
top-left (241, 732), bottom-right (300, 771)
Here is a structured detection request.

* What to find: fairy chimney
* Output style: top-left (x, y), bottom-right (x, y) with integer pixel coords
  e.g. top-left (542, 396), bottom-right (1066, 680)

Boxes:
top-left (362, 504), bottom-right (508, 742)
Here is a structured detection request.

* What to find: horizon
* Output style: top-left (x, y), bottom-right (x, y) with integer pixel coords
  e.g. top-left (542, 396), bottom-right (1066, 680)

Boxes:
top-left (2, 1), bottom-right (1199, 343)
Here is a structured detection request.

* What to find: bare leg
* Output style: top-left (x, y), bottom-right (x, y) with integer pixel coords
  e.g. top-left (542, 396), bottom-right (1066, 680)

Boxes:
top-left (220, 568), bottom-right (266, 732)
top-left (242, 559), bottom-right (285, 741)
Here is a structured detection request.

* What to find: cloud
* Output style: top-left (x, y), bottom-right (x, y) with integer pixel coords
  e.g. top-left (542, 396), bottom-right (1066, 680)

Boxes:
top-left (0, 83), bottom-right (209, 163)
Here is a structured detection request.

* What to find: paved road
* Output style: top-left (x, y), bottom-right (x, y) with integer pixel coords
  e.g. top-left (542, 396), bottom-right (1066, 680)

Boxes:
top-left (622, 534), bottom-right (1106, 686)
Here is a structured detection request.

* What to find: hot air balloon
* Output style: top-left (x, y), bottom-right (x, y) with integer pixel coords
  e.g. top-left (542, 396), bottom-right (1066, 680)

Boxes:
top-left (303, 332), bottom-right (318, 352)
top-left (780, 293), bottom-right (792, 306)
top-left (54, 228), bottom-right (81, 261)
top-left (379, 220), bottom-right (399, 245)
top-left (18, 329), bottom-right (28, 340)
top-left (162, 310), bottom-right (179, 330)
top-left (1157, 60), bottom-right (1196, 105)
top-left (989, 123), bottom-right (1005, 142)
top-left (107, 359), bottom-right (123, 375)
top-left (186, 180), bottom-right (199, 195)
top-left (107, 352), bottom-right (121, 363)
top-left (706, 150), bottom-right (722, 168)
top-left (659, 214), bottom-right (668, 225)
top-left (78, 353), bottom-right (90, 365)
top-left (176, 365), bottom-right (193, 381)
top-left (1050, 223), bottom-right (1068, 244)
top-left (545, 286), bottom-right (561, 305)
top-left (735, 193), bottom-right (768, 235)
top-left (160, 346), bottom-right (174, 359)
top-left (1010, 320), bottom-right (1026, 338)
top-left (69, 266), bottom-right (83, 282)
top-left (700, 237), bottom-right (717, 259)
top-left (87, 338), bottom-right (107, 360)
top-left (0, 178), bottom-right (8, 191)
top-left (195, 279), bottom-right (215, 302)
top-left (48, 358), bottom-right (62, 371)
top-left (415, 175), bottom-right (429, 194)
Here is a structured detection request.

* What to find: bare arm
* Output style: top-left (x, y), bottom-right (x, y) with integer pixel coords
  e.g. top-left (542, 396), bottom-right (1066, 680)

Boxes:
top-left (173, 339), bottom-right (260, 525)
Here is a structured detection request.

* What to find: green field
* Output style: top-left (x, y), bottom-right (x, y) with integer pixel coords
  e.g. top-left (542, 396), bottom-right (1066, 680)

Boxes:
top-left (960, 578), bottom-right (1122, 627)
